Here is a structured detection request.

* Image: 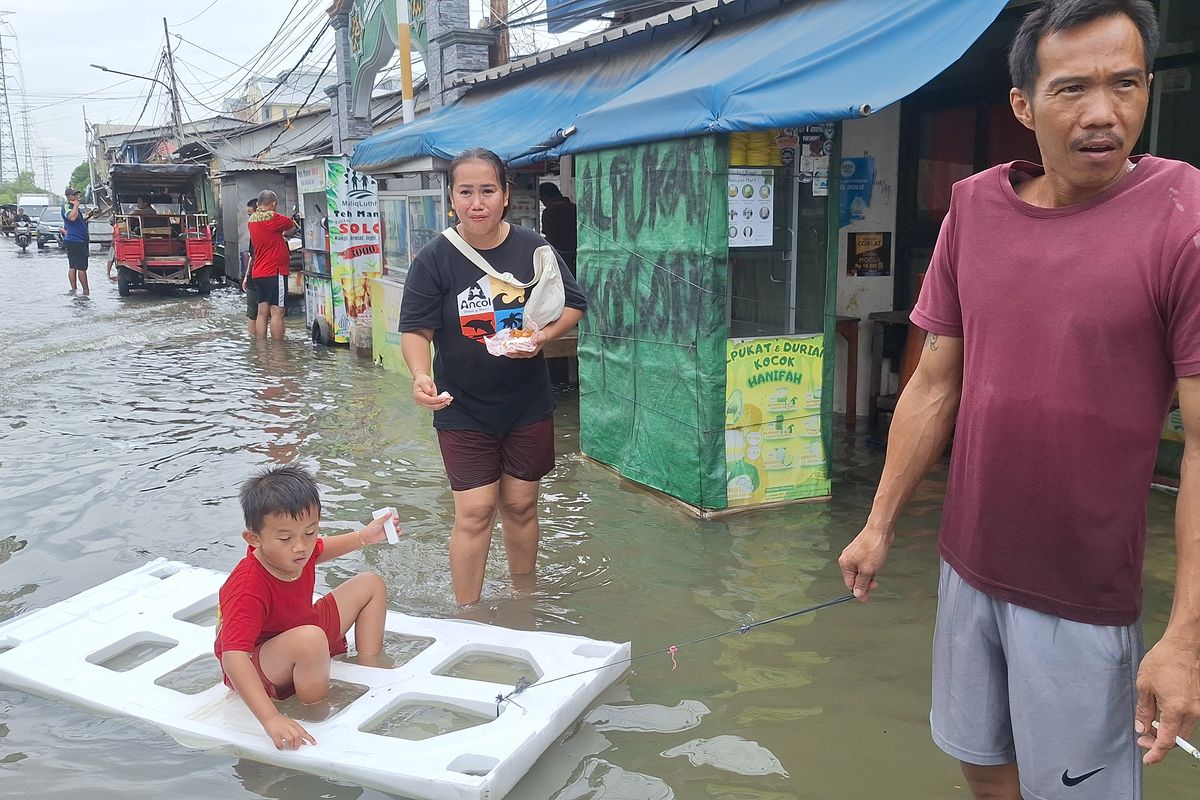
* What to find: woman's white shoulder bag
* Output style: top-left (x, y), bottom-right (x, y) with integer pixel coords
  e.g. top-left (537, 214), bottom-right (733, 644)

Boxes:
top-left (442, 226), bottom-right (566, 330)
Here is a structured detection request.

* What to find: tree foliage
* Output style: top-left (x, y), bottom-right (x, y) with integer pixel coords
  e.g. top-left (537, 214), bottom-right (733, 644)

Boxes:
top-left (69, 162), bottom-right (91, 191)
top-left (0, 172), bottom-right (51, 206)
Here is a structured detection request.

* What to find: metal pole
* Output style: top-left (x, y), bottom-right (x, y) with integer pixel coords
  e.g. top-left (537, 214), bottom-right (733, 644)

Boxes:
top-left (162, 17), bottom-right (184, 144)
top-left (396, 0), bottom-right (415, 123)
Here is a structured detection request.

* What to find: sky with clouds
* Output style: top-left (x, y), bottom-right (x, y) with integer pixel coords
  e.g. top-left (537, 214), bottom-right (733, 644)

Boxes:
top-left (6, 0), bottom-right (595, 192)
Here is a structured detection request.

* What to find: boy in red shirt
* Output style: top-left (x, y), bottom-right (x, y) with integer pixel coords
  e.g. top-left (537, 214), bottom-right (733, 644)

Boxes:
top-left (215, 465), bottom-right (397, 750)
top-left (247, 189), bottom-right (297, 340)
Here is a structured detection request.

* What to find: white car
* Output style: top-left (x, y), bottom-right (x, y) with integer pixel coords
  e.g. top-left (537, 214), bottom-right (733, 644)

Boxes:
top-left (88, 216), bottom-right (113, 248)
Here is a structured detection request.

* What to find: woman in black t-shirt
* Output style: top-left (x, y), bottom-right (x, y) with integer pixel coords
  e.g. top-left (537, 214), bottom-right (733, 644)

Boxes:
top-left (398, 147), bottom-right (588, 606)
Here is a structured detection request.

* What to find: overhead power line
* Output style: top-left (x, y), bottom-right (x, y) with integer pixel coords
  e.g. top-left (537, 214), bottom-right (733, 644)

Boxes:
top-left (168, 0), bottom-right (323, 94)
top-left (175, 0), bottom-right (224, 27)
top-left (219, 28), bottom-right (332, 123)
top-left (253, 48), bottom-right (335, 158)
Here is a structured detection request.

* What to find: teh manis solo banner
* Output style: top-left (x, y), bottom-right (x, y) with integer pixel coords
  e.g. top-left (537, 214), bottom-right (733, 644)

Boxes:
top-left (725, 334), bottom-right (830, 507)
top-left (327, 159), bottom-right (381, 341)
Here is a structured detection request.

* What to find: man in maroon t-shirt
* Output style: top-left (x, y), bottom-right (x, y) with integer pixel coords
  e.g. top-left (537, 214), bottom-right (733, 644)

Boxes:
top-left (839, 3), bottom-right (1200, 798)
top-left (247, 189), bottom-right (297, 340)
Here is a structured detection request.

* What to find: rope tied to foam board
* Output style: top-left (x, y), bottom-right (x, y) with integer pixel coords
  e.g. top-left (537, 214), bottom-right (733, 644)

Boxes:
top-left (493, 594), bottom-right (855, 718)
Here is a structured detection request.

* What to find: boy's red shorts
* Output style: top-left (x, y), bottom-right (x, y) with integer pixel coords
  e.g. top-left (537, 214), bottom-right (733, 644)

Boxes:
top-left (239, 594), bottom-right (348, 701)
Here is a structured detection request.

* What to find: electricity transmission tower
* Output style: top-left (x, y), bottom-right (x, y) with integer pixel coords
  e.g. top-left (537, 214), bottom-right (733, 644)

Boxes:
top-left (19, 107), bottom-right (32, 175)
top-left (0, 14), bottom-right (20, 184)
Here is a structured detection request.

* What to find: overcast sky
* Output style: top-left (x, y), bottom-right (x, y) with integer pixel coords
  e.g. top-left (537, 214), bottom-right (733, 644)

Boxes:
top-left (7, 0), bottom-right (596, 192)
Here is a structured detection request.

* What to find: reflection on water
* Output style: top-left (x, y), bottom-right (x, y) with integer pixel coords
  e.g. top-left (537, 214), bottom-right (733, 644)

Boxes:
top-left (366, 702), bottom-right (491, 741)
top-left (437, 652), bottom-right (540, 686)
top-left (554, 758), bottom-right (674, 800)
top-left (231, 758), bottom-right (368, 800)
top-left (0, 254), bottom-right (1196, 799)
top-left (155, 656), bottom-right (223, 695)
top-left (584, 700), bottom-right (710, 734)
top-left (379, 631), bottom-right (434, 667)
top-left (276, 680), bottom-right (370, 723)
top-left (660, 734), bottom-right (787, 777)
top-left (93, 640), bottom-right (177, 673)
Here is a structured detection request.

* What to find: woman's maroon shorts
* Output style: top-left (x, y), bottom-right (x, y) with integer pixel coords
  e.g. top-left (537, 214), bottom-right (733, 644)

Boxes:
top-left (435, 417), bottom-right (555, 491)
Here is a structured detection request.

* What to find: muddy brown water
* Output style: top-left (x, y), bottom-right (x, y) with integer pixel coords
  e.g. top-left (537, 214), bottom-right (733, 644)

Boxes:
top-left (0, 247), bottom-right (1195, 797)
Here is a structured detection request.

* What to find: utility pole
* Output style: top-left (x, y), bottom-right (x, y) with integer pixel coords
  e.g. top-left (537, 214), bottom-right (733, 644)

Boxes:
top-left (162, 17), bottom-right (184, 144)
top-left (0, 15), bottom-right (20, 184)
top-left (489, 0), bottom-right (509, 67)
top-left (83, 106), bottom-right (96, 192)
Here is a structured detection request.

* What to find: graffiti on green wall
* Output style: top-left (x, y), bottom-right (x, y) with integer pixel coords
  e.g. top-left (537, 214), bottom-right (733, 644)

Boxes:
top-left (577, 136), bottom-right (730, 509)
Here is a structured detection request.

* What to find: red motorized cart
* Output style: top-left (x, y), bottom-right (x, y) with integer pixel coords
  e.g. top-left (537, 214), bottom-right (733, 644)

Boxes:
top-left (110, 163), bottom-right (215, 296)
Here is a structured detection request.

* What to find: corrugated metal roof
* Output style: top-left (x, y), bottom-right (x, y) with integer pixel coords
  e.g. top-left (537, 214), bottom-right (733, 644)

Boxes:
top-left (457, 0), bottom-right (739, 87)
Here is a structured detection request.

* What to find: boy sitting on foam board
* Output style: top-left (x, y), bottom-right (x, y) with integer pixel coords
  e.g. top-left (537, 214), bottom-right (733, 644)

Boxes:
top-left (214, 465), bottom-right (398, 750)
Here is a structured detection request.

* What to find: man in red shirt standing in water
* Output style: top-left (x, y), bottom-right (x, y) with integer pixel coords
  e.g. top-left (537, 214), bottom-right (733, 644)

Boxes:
top-left (838, 2), bottom-right (1200, 798)
top-left (247, 190), bottom-right (296, 340)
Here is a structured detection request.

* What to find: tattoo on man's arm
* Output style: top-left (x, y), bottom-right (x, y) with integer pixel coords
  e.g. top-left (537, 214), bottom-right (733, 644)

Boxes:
top-left (927, 334), bottom-right (939, 351)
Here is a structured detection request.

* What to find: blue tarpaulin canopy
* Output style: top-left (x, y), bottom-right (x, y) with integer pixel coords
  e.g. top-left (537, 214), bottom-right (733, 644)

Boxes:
top-left (351, 0), bottom-right (1008, 173)
top-left (561, 0), bottom-right (1008, 155)
top-left (351, 29), bottom-right (706, 171)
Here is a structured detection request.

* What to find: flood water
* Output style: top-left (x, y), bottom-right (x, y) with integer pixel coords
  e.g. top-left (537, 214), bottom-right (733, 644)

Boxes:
top-left (0, 245), bottom-right (1196, 798)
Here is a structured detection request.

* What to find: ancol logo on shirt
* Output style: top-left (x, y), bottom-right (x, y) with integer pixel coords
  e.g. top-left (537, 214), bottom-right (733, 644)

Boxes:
top-left (457, 276), bottom-right (527, 342)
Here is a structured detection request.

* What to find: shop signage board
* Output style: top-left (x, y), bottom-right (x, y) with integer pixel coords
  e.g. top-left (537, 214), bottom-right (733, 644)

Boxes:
top-left (296, 159), bottom-right (327, 194)
top-left (724, 335), bottom-right (830, 507)
top-left (727, 168), bottom-right (774, 248)
top-left (846, 231), bottom-right (892, 277)
top-left (327, 159), bottom-right (382, 341)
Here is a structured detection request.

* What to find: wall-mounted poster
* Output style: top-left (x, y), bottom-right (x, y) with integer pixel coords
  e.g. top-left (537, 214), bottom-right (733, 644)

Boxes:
top-left (727, 168), bottom-right (774, 248)
top-left (846, 231), bottom-right (892, 277)
top-left (509, 191), bottom-right (539, 231)
top-left (839, 156), bottom-right (876, 227)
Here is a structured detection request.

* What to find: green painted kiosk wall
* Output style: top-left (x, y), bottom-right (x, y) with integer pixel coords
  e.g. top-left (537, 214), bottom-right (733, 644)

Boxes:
top-left (575, 137), bottom-right (730, 509)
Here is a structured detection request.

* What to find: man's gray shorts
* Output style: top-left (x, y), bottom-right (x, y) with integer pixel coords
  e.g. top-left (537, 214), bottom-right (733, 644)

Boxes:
top-left (931, 560), bottom-right (1143, 799)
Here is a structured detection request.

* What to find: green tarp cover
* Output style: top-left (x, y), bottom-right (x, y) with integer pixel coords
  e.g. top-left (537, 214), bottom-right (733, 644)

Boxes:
top-left (576, 137), bottom-right (730, 509)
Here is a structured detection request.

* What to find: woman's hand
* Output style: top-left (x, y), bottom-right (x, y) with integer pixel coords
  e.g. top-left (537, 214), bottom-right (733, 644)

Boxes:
top-left (504, 330), bottom-right (546, 359)
top-left (412, 374), bottom-right (453, 410)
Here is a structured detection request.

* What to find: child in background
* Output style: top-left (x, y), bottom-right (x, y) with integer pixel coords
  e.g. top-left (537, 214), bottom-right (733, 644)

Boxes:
top-left (215, 465), bottom-right (397, 750)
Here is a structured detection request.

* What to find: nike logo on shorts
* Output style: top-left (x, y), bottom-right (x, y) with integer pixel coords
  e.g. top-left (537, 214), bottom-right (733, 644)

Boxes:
top-left (1061, 766), bottom-right (1105, 786)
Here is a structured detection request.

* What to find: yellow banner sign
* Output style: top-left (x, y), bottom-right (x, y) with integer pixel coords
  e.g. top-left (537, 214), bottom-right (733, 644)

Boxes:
top-left (725, 335), bottom-right (830, 507)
